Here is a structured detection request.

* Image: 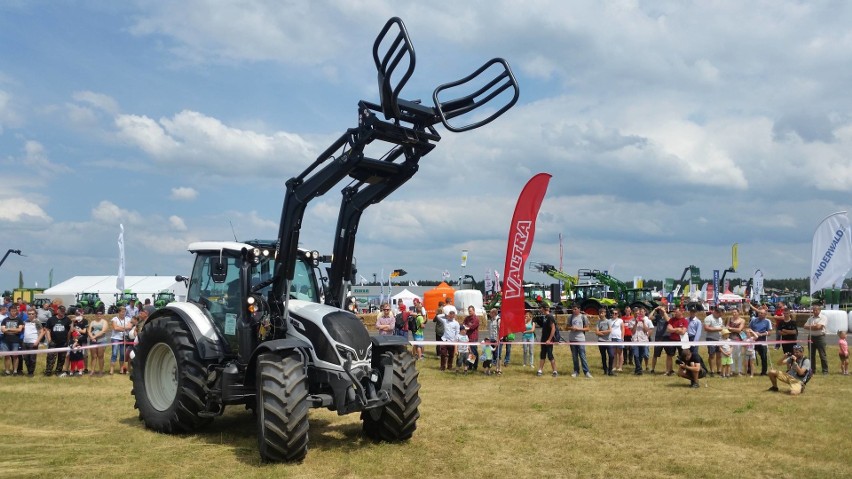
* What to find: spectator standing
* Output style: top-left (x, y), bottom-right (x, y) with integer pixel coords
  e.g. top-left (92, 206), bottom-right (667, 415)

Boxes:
top-left (109, 306), bottom-right (130, 375)
top-left (375, 303), bottom-right (395, 336)
top-left (433, 301), bottom-right (446, 357)
top-left (726, 310), bottom-right (746, 376)
top-left (72, 313), bottom-right (90, 373)
top-left (44, 306), bottom-right (72, 376)
top-left (686, 307), bottom-right (703, 356)
top-left (773, 301), bottom-right (786, 350)
top-left (631, 307), bottom-right (653, 375)
top-left (567, 305), bottom-right (591, 378)
top-left (88, 310), bottom-right (109, 376)
top-left (521, 311), bottom-right (536, 368)
top-left (393, 303), bottom-right (410, 338)
top-left (143, 298), bottom-right (156, 316)
top-left (463, 306), bottom-right (480, 371)
top-left (664, 308), bottom-right (688, 375)
top-left (1, 307), bottom-right (25, 375)
top-left (411, 308), bottom-right (425, 361)
top-left (595, 309), bottom-right (613, 376)
top-left (482, 339), bottom-right (496, 375)
top-left (456, 327), bottom-right (470, 373)
top-left (803, 304), bottom-right (829, 375)
top-left (650, 307), bottom-right (670, 374)
top-left (21, 308), bottom-right (44, 376)
top-left (719, 328), bottom-right (733, 378)
top-left (68, 335), bottom-right (86, 376)
top-left (749, 307), bottom-right (773, 376)
top-left (622, 307), bottom-right (634, 367)
top-left (125, 299), bottom-right (139, 320)
top-left (778, 311), bottom-right (798, 355)
top-left (609, 308), bottom-right (623, 373)
top-left (703, 306), bottom-right (725, 376)
top-left (37, 302), bottom-right (52, 325)
top-left (535, 304), bottom-right (558, 377)
top-left (838, 330), bottom-right (848, 375)
top-left (437, 305), bottom-right (460, 371)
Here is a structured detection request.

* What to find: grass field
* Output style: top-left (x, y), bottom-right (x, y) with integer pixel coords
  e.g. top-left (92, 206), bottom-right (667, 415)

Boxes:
top-left (1, 344), bottom-right (850, 478)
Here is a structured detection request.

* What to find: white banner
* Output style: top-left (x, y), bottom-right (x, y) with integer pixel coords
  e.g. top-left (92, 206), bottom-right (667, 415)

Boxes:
top-left (116, 223), bottom-right (125, 292)
top-left (752, 269), bottom-right (763, 302)
top-left (811, 211), bottom-right (852, 294)
top-left (461, 249), bottom-right (468, 267)
top-left (484, 269), bottom-right (493, 294)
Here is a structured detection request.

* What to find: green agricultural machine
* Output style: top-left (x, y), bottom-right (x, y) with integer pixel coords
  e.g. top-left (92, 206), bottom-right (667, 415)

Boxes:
top-left (109, 289), bottom-right (139, 314)
top-left (153, 290), bottom-right (176, 309)
top-left (74, 292), bottom-right (105, 314)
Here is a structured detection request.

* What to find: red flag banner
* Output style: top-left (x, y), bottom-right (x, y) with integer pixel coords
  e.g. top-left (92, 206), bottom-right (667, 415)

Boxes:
top-left (499, 173), bottom-right (551, 339)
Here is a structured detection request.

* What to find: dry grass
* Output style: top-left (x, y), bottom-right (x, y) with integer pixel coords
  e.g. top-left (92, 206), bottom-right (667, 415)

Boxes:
top-left (1, 345), bottom-right (850, 478)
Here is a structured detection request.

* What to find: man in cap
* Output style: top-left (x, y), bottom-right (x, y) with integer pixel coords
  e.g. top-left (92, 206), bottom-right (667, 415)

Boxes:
top-left (767, 345), bottom-right (810, 395)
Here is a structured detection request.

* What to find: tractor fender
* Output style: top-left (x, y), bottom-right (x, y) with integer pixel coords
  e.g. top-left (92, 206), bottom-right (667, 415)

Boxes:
top-left (244, 338), bottom-right (312, 387)
top-left (148, 302), bottom-right (229, 361)
top-left (370, 335), bottom-right (409, 350)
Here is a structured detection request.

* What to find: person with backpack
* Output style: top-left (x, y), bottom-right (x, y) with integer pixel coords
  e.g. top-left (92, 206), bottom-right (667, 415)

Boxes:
top-left (768, 344), bottom-right (810, 395)
top-left (433, 301), bottom-right (446, 357)
top-left (394, 303), bottom-right (411, 338)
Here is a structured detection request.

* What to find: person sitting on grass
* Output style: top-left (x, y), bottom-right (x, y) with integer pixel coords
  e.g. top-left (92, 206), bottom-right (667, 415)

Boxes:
top-left (676, 347), bottom-right (708, 388)
top-left (767, 344), bottom-right (810, 395)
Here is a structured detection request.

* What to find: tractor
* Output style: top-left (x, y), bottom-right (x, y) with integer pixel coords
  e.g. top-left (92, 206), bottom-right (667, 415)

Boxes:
top-left (575, 269), bottom-right (658, 315)
top-left (153, 290), bottom-right (176, 309)
top-left (109, 290), bottom-right (138, 314)
top-left (130, 17), bottom-right (519, 463)
top-left (74, 292), bottom-right (105, 314)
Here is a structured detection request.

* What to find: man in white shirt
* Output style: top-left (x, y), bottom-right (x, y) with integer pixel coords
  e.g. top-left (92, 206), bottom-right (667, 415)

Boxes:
top-left (437, 305), bottom-right (460, 371)
top-left (703, 306), bottom-right (725, 376)
top-left (631, 307), bottom-right (653, 375)
top-left (803, 303), bottom-right (829, 375)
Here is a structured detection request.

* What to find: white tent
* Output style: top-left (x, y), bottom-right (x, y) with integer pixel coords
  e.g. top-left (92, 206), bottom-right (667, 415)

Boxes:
top-left (717, 293), bottom-right (743, 303)
top-left (391, 289), bottom-right (421, 310)
top-left (39, 275), bottom-right (187, 310)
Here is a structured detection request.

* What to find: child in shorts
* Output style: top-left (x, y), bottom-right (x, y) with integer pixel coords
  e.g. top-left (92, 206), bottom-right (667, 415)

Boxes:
top-left (744, 328), bottom-right (758, 377)
top-left (720, 328), bottom-right (733, 378)
top-left (482, 339), bottom-right (495, 375)
top-left (456, 327), bottom-right (469, 373)
top-left (838, 330), bottom-right (848, 376)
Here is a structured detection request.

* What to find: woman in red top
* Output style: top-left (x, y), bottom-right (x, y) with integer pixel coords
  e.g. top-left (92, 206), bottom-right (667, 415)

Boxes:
top-left (621, 307), bottom-right (633, 368)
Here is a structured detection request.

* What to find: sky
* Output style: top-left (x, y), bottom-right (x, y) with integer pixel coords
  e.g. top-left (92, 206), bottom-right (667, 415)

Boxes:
top-left (2, 0), bottom-right (851, 293)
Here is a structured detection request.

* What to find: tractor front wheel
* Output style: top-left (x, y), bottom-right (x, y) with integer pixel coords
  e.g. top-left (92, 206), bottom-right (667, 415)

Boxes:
top-left (131, 316), bottom-right (210, 433)
top-left (256, 352), bottom-right (310, 463)
top-left (362, 348), bottom-right (420, 442)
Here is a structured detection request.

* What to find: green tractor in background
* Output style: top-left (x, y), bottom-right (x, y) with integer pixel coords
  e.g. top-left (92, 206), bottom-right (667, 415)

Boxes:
top-left (74, 292), bottom-right (105, 314)
top-left (108, 289), bottom-right (138, 314)
top-left (153, 290), bottom-right (175, 309)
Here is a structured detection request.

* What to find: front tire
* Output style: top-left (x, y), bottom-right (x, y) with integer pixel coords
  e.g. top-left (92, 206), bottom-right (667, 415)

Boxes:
top-left (362, 348), bottom-right (420, 442)
top-left (131, 316), bottom-right (210, 433)
top-left (256, 352), bottom-right (310, 463)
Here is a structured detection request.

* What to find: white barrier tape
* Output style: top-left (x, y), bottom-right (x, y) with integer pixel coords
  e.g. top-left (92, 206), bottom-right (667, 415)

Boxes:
top-left (0, 341), bottom-right (133, 357)
top-left (409, 339), bottom-right (802, 348)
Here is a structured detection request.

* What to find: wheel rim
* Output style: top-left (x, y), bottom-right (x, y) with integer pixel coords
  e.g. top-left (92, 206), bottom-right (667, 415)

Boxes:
top-left (145, 343), bottom-right (178, 412)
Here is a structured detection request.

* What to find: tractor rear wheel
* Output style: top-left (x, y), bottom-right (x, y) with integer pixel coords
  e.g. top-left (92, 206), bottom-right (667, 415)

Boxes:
top-left (580, 299), bottom-right (603, 316)
top-left (131, 316), bottom-right (210, 433)
top-left (256, 352), bottom-right (310, 463)
top-left (362, 348), bottom-right (420, 442)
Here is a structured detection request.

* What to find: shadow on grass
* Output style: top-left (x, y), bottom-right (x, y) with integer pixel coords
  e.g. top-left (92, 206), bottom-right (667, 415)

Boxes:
top-left (121, 407), bottom-right (394, 467)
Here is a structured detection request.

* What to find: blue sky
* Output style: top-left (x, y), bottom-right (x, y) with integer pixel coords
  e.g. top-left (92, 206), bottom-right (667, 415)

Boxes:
top-left (2, 0), bottom-right (851, 292)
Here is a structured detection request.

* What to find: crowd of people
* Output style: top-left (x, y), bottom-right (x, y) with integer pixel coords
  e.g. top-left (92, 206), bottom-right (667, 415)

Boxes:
top-left (0, 296), bottom-right (155, 377)
top-left (377, 297), bottom-right (846, 396)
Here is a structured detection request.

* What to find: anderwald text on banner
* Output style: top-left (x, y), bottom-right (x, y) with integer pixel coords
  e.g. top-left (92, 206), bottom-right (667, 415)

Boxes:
top-left (811, 211), bottom-right (852, 295)
top-left (499, 173), bottom-right (551, 339)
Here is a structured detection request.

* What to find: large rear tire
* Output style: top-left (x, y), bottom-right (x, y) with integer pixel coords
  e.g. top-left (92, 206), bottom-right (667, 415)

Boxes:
top-left (131, 316), bottom-right (210, 433)
top-left (361, 348), bottom-right (420, 442)
top-left (580, 299), bottom-right (603, 316)
top-left (256, 352), bottom-right (310, 463)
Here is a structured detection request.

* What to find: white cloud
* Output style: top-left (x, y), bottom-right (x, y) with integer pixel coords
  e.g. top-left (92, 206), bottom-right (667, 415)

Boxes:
top-left (0, 89), bottom-right (22, 131)
top-left (72, 91), bottom-right (119, 114)
top-left (91, 200), bottom-right (144, 225)
top-left (114, 110), bottom-right (315, 176)
top-left (21, 140), bottom-right (72, 175)
top-left (169, 215), bottom-right (187, 231)
top-left (0, 197), bottom-right (51, 222)
top-left (170, 186), bottom-right (198, 200)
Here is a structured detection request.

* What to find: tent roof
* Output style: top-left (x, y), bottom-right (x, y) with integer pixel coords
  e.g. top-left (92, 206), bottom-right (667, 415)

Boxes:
top-left (45, 276), bottom-right (185, 295)
top-left (391, 289), bottom-right (420, 300)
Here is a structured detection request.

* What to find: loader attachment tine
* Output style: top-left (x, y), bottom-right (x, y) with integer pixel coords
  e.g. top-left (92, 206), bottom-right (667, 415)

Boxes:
top-left (373, 17), bottom-right (416, 121)
top-left (432, 58), bottom-right (519, 133)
